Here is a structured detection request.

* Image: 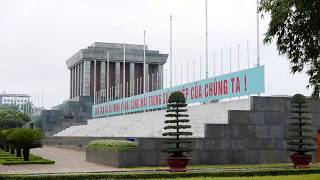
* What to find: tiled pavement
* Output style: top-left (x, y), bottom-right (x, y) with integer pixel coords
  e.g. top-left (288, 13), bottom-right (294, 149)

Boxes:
top-left (1, 146), bottom-right (319, 175)
top-left (0, 146), bottom-right (119, 174)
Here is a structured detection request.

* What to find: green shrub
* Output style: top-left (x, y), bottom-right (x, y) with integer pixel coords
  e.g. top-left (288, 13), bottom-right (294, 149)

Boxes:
top-left (87, 140), bottom-right (137, 151)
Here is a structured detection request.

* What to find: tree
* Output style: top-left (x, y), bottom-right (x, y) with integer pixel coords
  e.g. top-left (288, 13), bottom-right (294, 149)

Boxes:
top-left (8, 128), bottom-right (43, 161)
top-left (287, 94), bottom-right (315, 167)
top-left (259, 0), bottom-right (320, 97)
top-left (162, 91), bottom-right (193, 157)
top-left (0, 104), bottom-right (20, 112)
top-left (0, 110), bottom-right (30, 129)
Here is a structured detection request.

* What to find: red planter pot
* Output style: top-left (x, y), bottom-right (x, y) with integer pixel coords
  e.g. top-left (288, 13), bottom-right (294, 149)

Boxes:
top-left (166, 156), bottom-right (190, 172)
top-left (290, 153), bottom-right (312, 168)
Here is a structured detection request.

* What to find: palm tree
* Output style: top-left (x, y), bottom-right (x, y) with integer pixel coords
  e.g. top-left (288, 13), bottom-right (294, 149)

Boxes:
top-left (8, 128), bottom-right (43, 161)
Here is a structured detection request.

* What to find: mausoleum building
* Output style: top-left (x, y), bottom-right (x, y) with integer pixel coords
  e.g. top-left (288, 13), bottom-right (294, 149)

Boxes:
top-left (67, 42), bottom-right (168, 99)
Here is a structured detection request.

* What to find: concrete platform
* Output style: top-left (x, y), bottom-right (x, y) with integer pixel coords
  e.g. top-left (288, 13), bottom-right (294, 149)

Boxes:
top-left (54, 99), bottom-right (250, 137)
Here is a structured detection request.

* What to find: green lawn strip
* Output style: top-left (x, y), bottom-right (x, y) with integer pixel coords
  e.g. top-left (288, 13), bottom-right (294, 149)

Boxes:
top-left (1, 168), bottom-right (320, 180)
top-left (168, 174), bottom-right (320, 180)
top-left (122, 163), bottom-right (293, 171)
top-left (0, 150), bottom-right (54, 165)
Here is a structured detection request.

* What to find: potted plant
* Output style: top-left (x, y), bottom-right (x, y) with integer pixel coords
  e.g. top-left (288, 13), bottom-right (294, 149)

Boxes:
top-left (287, 94), bottom-right (315, 168)
top-left (162, 91), bottom-right (193, 172)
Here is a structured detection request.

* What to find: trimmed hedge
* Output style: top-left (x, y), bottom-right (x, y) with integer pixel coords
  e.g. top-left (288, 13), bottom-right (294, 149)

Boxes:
top-left (87, 140), bottom-right (137, 151)
top-left (1, 168), bottom-right (320, 179)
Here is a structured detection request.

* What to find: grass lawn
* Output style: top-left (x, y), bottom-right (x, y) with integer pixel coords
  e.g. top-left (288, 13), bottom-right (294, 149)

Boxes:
top-left (0, 149), bottom-right (54, 165)
top-left (172, 174), bottom-right (320, 180)
top-left (122, 163), bottom-right (294, 170)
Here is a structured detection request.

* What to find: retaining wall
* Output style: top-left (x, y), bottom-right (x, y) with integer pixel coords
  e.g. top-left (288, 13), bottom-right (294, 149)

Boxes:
top-left (44, 96), bottom-right (320, 165)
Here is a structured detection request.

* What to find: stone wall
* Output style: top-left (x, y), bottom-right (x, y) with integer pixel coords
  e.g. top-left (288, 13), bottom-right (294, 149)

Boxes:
top-left (44, 96), bottom-right (320, 165)
top-left (32, 96), bottom-right (92, 136)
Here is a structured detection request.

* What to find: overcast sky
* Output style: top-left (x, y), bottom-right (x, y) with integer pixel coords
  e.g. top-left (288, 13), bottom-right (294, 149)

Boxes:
top-left (0, 0), bottom-right (312, 108)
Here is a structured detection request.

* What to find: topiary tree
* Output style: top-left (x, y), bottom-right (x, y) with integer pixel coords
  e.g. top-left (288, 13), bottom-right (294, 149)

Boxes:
top-left (287, 94), bottom-right (315, 167)
top-left (8, 128), bottom-right (43, 161)
top-left (162, 91), bottom-right (193, 158)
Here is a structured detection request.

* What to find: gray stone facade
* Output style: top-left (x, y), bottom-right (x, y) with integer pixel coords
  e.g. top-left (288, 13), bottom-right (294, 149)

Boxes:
top-left (32, 96), bottom-right (93, 136)
top-left (66, 42), bottom-right (168, 99)
top-left (45, 96), bottom-right (320, 165)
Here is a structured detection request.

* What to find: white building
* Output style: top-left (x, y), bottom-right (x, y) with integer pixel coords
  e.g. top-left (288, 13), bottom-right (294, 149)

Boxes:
top-left (0, 92), bottom-right (31, 112)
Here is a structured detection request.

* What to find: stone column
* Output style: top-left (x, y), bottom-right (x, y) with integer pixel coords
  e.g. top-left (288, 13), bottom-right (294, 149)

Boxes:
top-left (106, 56), bottom-right (110, 101)
top-left (77, 64), bottom-right (81, 96)
top-left (144, 64), bottom-right (149, 92)
top-left (70, 68), bottom-right (73, 98)
top-left (72, 67), bottom-right (76, 98)
top-left (129, 63), bottom-right (135, 96)
top-left (82, 61), bottom-right (91, 96)
top-left (100, 61), bottom-right (106, 90)
top-left (115, 62), bottom-right (120, 98)
top-left (158, 64), bottom-right (163, 89)
top-left (75, 65), bottom-right (79, 97)
top-left (79, 62), bottom-right (83, 96)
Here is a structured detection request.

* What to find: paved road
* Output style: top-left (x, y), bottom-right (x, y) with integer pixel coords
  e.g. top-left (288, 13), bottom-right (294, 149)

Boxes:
top-left (0, 146), bottom-right (119, 174)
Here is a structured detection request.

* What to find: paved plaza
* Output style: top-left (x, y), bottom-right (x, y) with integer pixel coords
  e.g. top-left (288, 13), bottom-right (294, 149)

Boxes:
top-left (0, 146), bottom-right (118, 174)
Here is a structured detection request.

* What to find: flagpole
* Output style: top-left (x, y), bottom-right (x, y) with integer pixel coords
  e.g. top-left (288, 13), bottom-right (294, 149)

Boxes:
top-left (229, 47), bottom-right (232, 102)
top-left (143, 30), bottom-right (146, 93)
top-left (93, 60), bottom-right (96, 105)
top-left (41, 90), bottom-right (43, 109)
top-left (237, 44), bottom-right (240, 71)
top-left (170, 15), bottom-right (173, 87)
top-left (229, 47), bottom-right (232, 73)
top-left (180, 63), bottom-right (183, 84)
top-left (257, 0), bottom-right (260, 66)
top-left (193, 60), bottom-right (195, 81)
top-left (123, 43), bottom-right (126, 98)
top-left (220, 50), bottom-right (223, 75)
top-left (247, 41), bottom-right (250, 69)
top-left (186, 61), bottom-right (189, 83)
top-left (200, 57), bottom-right (202, 80)
top-left (205, 0), bottom-right (208, 79)
top-left (213, 52), bottom-right (216, 77)
top-left (107, 52), bottom-right (110, 102)
top-left (174, 64), bottom-right (177, 86)
top-left (238, 44), bottom-right (240, 100)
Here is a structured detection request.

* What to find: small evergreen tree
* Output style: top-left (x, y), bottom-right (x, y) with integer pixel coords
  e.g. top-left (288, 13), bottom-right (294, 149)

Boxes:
top-left (162, 91), bottom-right (193, 157)
top-left (287, 94), bottom-right (315, 155)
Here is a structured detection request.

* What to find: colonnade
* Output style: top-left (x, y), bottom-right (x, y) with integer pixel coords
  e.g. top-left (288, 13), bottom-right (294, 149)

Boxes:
top-left (69, 60), bottom-right (163, 103)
